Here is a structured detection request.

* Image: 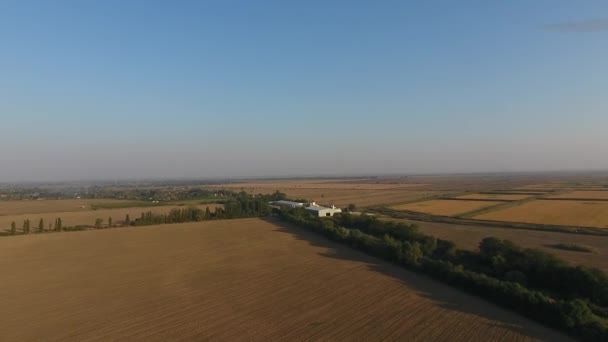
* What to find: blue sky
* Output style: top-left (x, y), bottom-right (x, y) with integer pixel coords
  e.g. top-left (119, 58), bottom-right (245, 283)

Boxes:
top-left (1, 1), bottom-right (607, 181)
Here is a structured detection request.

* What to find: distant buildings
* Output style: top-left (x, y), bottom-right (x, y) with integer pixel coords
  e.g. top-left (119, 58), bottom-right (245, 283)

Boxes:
top-left (270, 200), bottom-right (342, 217)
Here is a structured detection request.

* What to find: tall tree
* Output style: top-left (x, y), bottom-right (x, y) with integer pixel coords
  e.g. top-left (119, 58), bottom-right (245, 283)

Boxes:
top-left (11, 221), bottom-right (16, 235)
top-left (125, 214), bottom-right (131, 226)
top-left (108, 217), bottom-right (113, 227)
top-left (38, 218), bottom-right (44, 233)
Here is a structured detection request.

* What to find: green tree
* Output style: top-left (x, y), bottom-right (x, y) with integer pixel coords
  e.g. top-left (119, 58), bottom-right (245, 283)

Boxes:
top-left (23, 219), bottom-right (30, 234)
top-left (348, 203), bottom-right (357, 212)
top-left (401, 241), bottom-right (423, 266)
top-left (38, 218), bottom-right (44, 233)
top-left (125, 214), bottom-right (130, 226)
top-left (11, 221), bottom-right (16, 235)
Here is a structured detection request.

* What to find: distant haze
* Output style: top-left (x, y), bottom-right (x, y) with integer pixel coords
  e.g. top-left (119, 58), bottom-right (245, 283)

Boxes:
top-left (1, 1), bottom-right (607, 182)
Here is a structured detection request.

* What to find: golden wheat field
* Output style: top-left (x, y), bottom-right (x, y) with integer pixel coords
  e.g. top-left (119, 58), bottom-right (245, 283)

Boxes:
top-left (392, 200), bottom-right (503, 217)
top-left (0, 218), bottom-right (570, 341)
top-left (0, 199), bottom-right (132, 216)
top-left (0, 204), bottom-right (222, 230)
top-left (474, 200), bottom-right (608, 228)
top-left (547, 191), bottom-right (608, 200)
top-left (454, 193), bottom-right (532, 201)
top-left (385, 218), bottom-right (608, 272)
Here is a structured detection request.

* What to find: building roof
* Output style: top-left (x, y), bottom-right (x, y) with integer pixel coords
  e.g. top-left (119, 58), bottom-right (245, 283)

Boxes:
top-left (305, 205), bottom-right (341, 212)
top-left (271, 200), bottom-right (305, 207)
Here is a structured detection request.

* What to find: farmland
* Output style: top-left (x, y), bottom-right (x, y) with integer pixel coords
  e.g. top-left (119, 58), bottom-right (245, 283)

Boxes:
top-left (474, 200), bottom-right (608, 228)
top-left (391, 199), bottom-right (503, 217)
top-left (0, 199), bottom-right (134, 216)
top-left (212, 179), bottom-right (445, 207)
top-left (0, 218), bottom-right (570, 341)
top-left (0, 203), bottom-right (222, 230)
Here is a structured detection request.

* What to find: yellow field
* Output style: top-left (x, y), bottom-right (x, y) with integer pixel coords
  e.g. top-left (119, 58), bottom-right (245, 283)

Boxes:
top-left (392, 200), bottom-right (503, 216)
top-left (475, 200), bottom-right (608, 228)
top-left (0, 204), bottom-right (222, 230)
top-left (547, 191), bottom-right (608, 200)
top-left (454, 194), bottom-right (531, 201)
top-left (0, 199), bottom-right (133, 216)
top-left (0, 218), bottom-right (570, 341)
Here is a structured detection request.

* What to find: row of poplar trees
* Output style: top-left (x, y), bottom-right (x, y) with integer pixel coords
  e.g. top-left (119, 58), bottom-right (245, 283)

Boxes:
top-left (11, 218), bottom-right (63, 235)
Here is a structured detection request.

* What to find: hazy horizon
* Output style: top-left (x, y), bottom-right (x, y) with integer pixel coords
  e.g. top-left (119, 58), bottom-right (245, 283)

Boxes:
top-left (2, 1), bottom-right (607, 183)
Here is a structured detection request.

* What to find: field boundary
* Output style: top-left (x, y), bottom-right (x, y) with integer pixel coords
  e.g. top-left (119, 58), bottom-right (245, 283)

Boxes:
top-left (439, 197), bottom-right (513, 203)
top-left (539, 197), bottom-right (608, 202)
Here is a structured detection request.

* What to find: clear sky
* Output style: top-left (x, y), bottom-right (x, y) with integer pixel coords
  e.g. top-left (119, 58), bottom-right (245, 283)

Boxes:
top-left (1, 1), bottom-right (607, 182)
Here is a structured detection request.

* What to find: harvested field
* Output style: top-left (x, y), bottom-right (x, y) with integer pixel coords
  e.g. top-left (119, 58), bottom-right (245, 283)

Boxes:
top-left (385, 218), bottom-right (608, 273)
top-left (392, 200), bottom-right (503, 217)
top-left (546, 191), bottom-right (608, 200)
top-left (0, 218), bottom-right (570, 341)
top-left (474, 200), bottom-right (608, 228)
top-left (0, 204), bottom-right (222, 230)
top-left (454, 194), bottom-right (531, 201)
top-left (0, 199), bottom-right (134, 216)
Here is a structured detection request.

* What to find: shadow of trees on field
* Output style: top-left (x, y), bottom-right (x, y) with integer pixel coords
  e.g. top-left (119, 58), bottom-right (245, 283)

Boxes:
top-left (260, 217), bottom-right (572, 342)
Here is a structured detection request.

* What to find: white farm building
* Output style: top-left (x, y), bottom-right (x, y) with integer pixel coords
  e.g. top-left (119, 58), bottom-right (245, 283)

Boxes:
top-left (305, 203), bottom-right (342, 217)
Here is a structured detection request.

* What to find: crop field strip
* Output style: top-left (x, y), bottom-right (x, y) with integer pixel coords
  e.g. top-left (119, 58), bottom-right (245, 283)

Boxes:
top-left (0, 199), bottom-right (135, 216)
top-left (441, 197), bottom-right (514, 203)
top-left (0, 218), bottom-right (571, 341)
top-left (544, 190), bottom-right (608, 201)
top-left (474, 199), bottom-right (608, 228)
top-left (451, 193), bottom-right (532, 201)
top-left (390, 199), bottom-right (504, 217)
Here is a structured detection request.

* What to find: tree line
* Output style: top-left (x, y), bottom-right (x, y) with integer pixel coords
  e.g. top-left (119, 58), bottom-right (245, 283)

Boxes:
top-left (277, 209), bottom-right (608, 341)
top-left (129, 194), bottom-right (273, 226)
top-left (10, 218), bottom-right (65, 234)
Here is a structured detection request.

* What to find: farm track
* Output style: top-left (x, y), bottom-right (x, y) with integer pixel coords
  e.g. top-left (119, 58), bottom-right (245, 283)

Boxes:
top-left (0, 218), bottom-right (571, 341)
